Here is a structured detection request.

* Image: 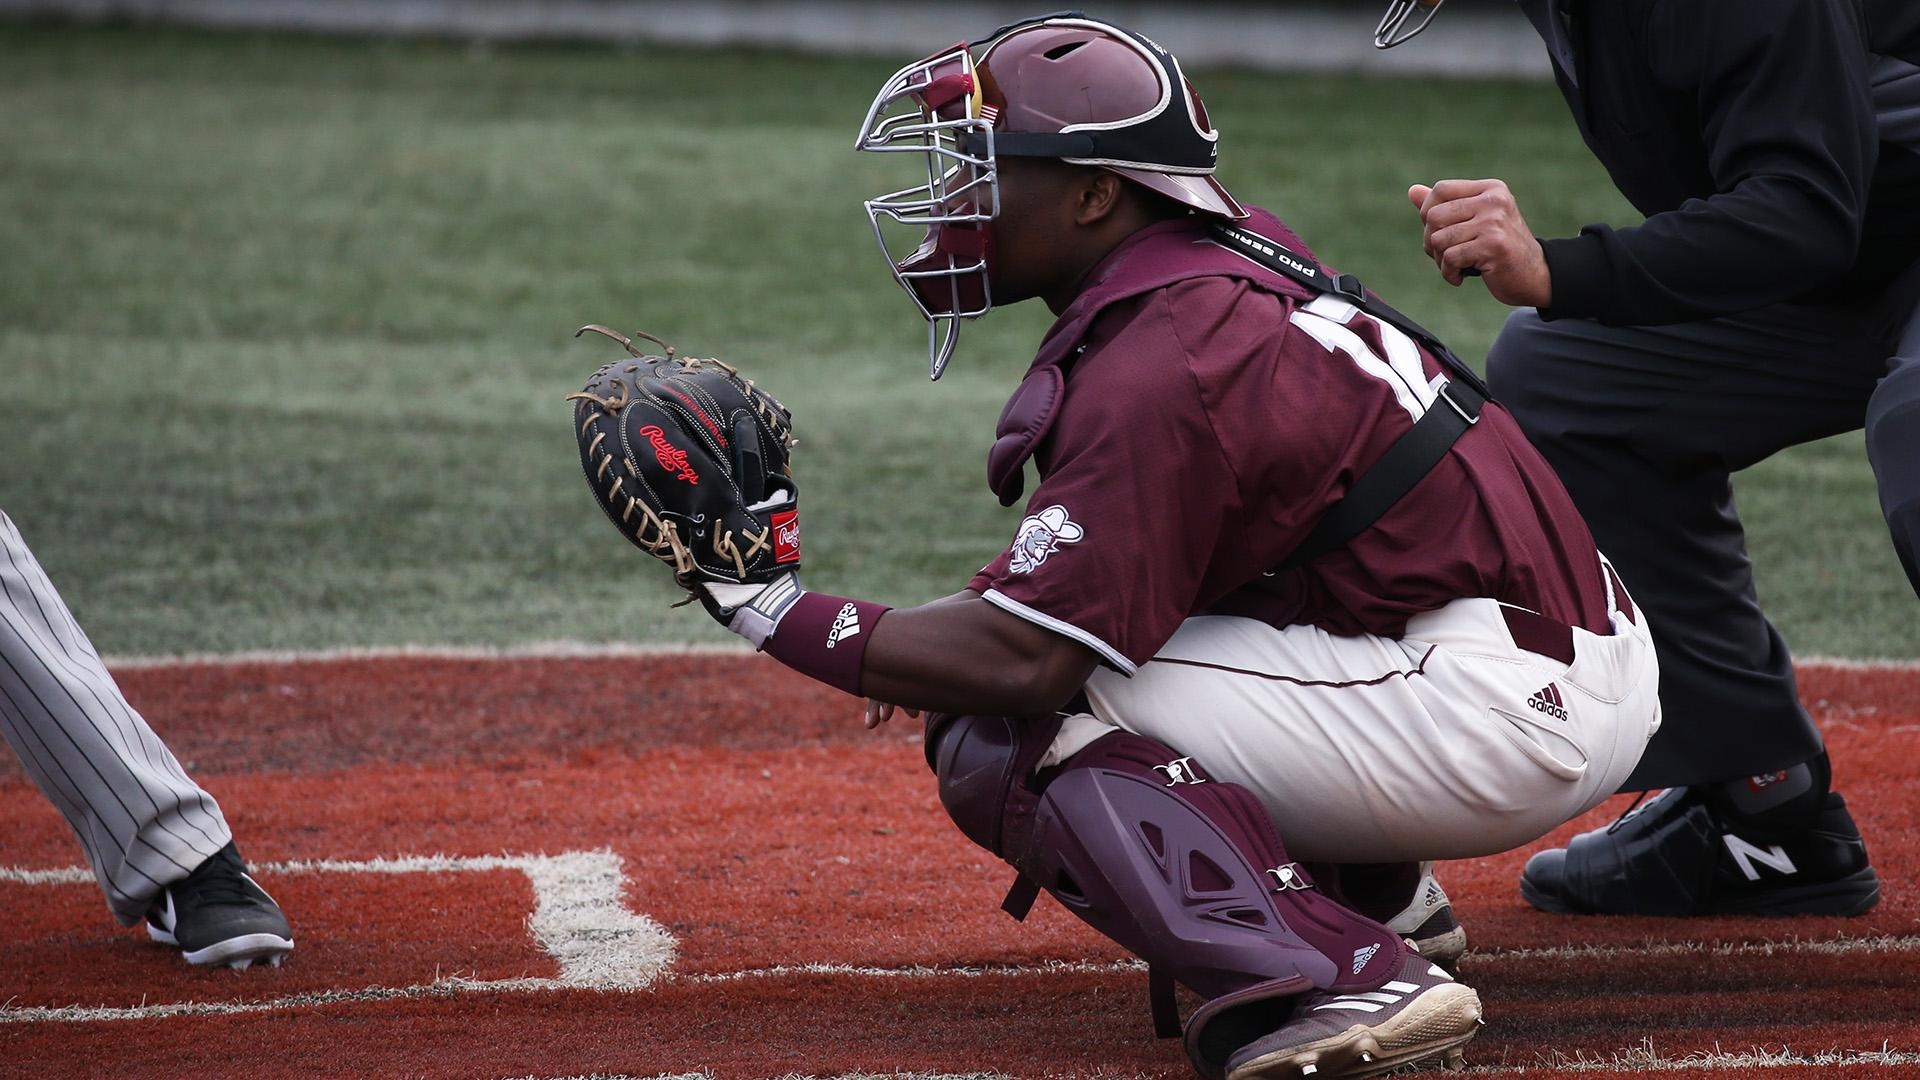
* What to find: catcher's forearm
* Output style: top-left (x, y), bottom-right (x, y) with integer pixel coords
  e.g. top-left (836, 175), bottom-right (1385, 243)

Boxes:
top-left (564, 335), bottom-right (1095, 713)
top-left (751, 589), bottom-right (892, 696)
top-left (846, 593), bottom-right (1099, 715)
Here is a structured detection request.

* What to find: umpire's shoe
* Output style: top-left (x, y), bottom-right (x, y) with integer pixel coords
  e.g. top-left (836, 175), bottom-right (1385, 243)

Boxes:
top-left (1520, 788), bottom-right (1880, 917)
top-left (146, 842), bottom-right (294, 969)
top-left (1224, 948), bottom-right (1480, 1080)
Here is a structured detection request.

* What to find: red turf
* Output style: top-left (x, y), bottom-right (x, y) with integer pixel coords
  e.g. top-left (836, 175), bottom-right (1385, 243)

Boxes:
top-left (0, 656), bottom-right (1914, 1079)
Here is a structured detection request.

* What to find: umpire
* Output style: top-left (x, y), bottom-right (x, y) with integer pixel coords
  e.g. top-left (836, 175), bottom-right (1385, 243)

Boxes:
top-left (1382, 0), bottom-right (1918, 917)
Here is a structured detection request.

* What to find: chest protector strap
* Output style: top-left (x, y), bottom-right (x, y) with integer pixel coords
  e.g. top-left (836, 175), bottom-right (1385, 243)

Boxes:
top-left (1208, 221), bottom-right (1492, 571)
top-left (987, 210), bottom-right (1494, 573)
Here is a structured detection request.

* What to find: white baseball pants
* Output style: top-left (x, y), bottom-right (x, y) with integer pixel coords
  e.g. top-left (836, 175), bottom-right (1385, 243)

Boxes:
top-left (1052, 569), bottom-right (1660, 862)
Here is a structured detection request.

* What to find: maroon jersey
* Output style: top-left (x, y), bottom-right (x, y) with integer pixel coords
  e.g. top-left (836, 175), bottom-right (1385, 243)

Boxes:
top-left (967, 209), bottom-right (1611, 673)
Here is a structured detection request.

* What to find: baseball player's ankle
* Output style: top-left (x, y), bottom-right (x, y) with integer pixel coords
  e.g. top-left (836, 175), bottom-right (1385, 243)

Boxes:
top-left (1706, 749), bottom-right (1831, 836)
top-left (1327, 860), bottom-right (1423, 923)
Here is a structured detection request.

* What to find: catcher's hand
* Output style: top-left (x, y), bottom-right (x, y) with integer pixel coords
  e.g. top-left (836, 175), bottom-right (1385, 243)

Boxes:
top-left (567, 325), bottom-right (801, 634)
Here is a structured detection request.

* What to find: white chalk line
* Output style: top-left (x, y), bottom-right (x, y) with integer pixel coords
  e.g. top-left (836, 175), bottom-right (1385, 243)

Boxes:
top-left (378, 1041), bottom-right (1920, 1078)
top-left (1463, 1039), bottom-right (1920, 1074)
top-left (499, 1075), bottom-right (1012, 1080)
top-left (1469, 933), bottom-right (1920, 963)
top-left (101, 641), bottom-right (750, 669)
top-left (93, 643), bottom-right (1917, 672)
top-left (1, 849), bottom-right (676, 1024)
top-left (487, 1041), bottom-right (1920, 1078)
top-left (4, 857), bottom-right (1916, 1026)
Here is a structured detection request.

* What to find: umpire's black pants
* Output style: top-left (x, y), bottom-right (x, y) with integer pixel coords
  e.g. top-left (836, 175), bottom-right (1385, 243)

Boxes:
top-left (1488, 264), bottom-right (1920, 790)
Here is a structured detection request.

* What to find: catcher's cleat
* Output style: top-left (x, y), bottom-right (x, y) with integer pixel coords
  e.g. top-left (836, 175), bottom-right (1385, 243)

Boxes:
top-left (1382, 862), bottom-right (1467, 972)
top-left (1338, 861), bottom-right (1467, 972)
top-left (1520, 788), bottom-right (1880, 917)
top-left (1224, 948), bottom-right (1481, 1080)
top-left (146, 842), bottom-right (294, 969)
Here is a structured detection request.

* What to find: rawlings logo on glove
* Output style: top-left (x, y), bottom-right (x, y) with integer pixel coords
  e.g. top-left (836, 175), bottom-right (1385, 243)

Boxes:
top-left (638, 425), bottom-right (701, 485)
top-left (566, 325), bottom-right (799, 609)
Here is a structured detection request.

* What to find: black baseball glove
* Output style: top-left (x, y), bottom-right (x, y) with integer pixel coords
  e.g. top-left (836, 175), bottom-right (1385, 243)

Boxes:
top-left (567, 325), bottom-right (800, 621)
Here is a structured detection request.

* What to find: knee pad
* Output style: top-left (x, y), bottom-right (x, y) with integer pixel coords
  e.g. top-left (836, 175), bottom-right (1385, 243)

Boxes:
top-left (924, 712), bottom-right (1063, 859)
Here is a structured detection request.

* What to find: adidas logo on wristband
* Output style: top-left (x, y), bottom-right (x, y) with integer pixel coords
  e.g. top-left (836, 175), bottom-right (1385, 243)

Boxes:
top-left (826, 603), bottom-right (862, 648)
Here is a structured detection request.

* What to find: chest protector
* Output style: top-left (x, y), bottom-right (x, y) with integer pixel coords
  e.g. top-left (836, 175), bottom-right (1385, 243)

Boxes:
top-left (988, 207), bottom-right (1491, 572)
top-left (988, 210), bottom-right (1319, 506)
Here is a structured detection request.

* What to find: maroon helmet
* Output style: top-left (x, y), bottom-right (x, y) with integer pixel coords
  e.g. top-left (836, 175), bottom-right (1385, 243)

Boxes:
top-left (855, 13), bottom-right (1246, 379)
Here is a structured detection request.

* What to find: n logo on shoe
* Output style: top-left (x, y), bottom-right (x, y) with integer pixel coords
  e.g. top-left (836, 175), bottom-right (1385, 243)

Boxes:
top-left (1724, 834), bottom-right (1797, 881)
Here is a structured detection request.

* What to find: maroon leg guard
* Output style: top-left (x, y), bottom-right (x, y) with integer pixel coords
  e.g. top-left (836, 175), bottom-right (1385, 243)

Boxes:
top-left (927, 716), bottom-right (1407, 1077)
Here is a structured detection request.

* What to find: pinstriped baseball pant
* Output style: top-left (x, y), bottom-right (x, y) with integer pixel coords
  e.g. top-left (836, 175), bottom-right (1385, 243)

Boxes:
top-left (0, 510), bottom-right (231, 925)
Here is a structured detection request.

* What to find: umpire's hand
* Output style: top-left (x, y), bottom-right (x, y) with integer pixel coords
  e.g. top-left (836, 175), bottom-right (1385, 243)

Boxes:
top-left (1408, 179), bottom-right (1553, 309)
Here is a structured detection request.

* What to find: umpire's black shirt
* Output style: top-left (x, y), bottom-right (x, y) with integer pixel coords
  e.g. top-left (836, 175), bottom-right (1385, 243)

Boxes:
top-left (1524, 0), bottom-right (1920, 326)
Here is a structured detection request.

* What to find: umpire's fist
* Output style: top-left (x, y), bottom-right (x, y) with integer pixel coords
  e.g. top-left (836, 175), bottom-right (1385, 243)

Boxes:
top-left (1408, 179), bottom-right (1552, 309)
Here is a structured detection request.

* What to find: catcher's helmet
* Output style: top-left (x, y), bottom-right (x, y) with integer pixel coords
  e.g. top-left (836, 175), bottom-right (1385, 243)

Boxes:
top-left (854, 13), bottom-right (1245, 379)
top-left (1375, 0), bottom-right (1446, 49)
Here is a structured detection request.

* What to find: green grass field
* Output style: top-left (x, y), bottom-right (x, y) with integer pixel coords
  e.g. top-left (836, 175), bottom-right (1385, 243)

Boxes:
top-left (0, 24), bottom-right (1910, 657)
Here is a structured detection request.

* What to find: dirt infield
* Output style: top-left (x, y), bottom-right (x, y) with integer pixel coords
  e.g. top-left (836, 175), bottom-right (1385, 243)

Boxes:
top-left (1, 654), bottom-right (1915, 1078)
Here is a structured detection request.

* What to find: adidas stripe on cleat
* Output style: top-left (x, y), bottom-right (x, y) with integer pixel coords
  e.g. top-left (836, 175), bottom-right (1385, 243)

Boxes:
top-left (1225, 948), bottom-right (1481, 1080)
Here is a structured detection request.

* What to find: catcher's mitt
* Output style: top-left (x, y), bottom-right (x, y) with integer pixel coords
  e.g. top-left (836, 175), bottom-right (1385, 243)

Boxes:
top-left (567, 325), bottom-right (799, 596)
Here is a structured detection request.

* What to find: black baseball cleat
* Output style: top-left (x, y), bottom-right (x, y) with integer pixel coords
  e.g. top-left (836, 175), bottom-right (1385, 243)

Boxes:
top-left (1520, 788), bottom-right (1880, 917)
top-left (1223, 948), bottom-right (1481, 1079)
top-left (145, 842), bottom-right (294, 969)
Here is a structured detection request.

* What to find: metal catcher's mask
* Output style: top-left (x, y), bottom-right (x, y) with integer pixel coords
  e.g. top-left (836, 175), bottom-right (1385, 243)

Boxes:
top-left (855, 13), bottom-right (1246, 380)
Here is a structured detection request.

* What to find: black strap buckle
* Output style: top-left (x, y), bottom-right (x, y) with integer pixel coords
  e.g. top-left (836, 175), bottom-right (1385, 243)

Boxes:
top-left (1435, 380), bottom-right (1483, 427)
top-left (1331, 272), bottom-right (1367, 304)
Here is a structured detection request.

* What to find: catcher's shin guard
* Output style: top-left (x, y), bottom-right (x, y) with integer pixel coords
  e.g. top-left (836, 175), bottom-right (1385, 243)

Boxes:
top-left (927, 717), bottom-right (1408, 1075)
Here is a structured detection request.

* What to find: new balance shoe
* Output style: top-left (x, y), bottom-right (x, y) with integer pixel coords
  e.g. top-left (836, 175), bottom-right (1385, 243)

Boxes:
top-left (1223, 948), bottom-right (1481, 1080)
top-left (146, 842), bottom-right (294, 969)
top-left (1520, 788), bottom-right (1880, 917)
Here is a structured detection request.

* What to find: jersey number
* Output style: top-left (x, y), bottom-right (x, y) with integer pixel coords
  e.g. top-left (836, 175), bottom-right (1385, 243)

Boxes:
top-left (1289, 295), bottom-right (1441, 422)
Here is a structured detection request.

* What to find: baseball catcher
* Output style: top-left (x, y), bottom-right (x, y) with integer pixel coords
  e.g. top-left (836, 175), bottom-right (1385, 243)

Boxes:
top-left (571, 14), bottom-right (1662, 1080)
